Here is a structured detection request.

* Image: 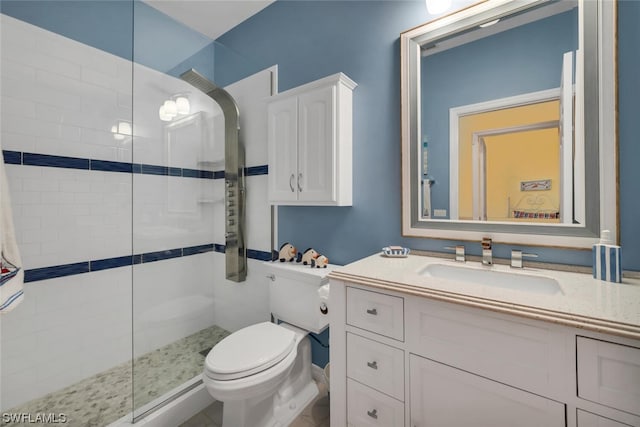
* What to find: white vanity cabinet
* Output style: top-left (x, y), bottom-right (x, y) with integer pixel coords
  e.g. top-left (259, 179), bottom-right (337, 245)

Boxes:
top-left (267, 73), bottom-right (356, 206)
top-left (410, 355), bottom-right (566, 427)
top-left (329, 279), bottom-right (640, 427)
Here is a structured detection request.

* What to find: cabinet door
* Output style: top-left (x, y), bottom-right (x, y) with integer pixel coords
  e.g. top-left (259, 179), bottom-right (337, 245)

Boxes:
top-left (297, 85), bottom-right (335, 203)
top-left (267, 96), bottom-right (298, 202)
top-left (410, 355), bottom-right (566, 427)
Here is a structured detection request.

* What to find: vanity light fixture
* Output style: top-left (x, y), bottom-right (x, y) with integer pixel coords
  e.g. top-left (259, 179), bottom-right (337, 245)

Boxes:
top-left (426, 0), bottom-right (452, 15)
top-left (479, 18), bottom-right (501, 28)
top-left (159, 94), bottom-right (191, 122)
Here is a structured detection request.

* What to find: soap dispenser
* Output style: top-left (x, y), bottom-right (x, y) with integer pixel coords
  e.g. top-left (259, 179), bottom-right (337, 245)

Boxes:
top-left (592, 230), bottom-right (622, 283)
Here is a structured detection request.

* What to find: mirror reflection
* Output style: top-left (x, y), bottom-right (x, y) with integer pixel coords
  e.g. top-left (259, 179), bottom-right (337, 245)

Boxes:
top-left (419, 1), bottom-right (581, 225)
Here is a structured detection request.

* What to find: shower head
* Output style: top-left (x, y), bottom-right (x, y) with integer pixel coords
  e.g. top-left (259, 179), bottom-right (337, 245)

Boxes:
top-left (180, 69), bottom-right (219, 94)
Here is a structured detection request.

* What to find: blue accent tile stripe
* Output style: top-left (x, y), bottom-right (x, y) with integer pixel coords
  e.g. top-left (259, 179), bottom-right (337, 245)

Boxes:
top-left (247, 249), bottom-right (273, 261)
top-left (3, 150), bottom-right (268, 181)
top-left (141, 164), bottom-right (169, 176)
top-left (90, 255), bottom-right (134, 272)
top-left (183, 244), bottom-right (214, 256)
top-left (23, 153), bottom-right (89, 170)
top-left (2, 150), bottom-right (22, 165)
top-left (245, 165), bottom-right (268, 176)
top-left (24, 262), bottom-right (90, 283)
top-left (142, 248), bottom-right (183, 263)
top-left (22, 242), bottom-right (270, 282)
top-left (91, 159), bottom-right (133, 173)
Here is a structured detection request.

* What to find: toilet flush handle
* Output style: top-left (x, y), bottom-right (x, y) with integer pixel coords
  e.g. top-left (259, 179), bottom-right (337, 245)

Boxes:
top-left (266, 274), bottom-right (275, 281)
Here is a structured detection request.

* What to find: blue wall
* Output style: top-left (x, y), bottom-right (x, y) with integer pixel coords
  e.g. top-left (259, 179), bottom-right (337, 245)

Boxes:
top-left (216, 0), bottom-right (601, 269)
top-left (422, 9), bottom-right (578, 216)
top-left (1, 0), bottom-right (213, 75)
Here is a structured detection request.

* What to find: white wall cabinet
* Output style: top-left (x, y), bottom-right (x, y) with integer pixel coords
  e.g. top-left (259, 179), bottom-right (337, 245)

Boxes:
top-left (267, 73), bottom-right (356, 206)
top-left (329, 281), bottom-right (640, 427)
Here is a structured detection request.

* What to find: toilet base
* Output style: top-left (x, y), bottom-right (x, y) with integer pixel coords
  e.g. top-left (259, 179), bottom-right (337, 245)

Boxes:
top-left (219, 333), bottom-right (318, 427)
top-left (273, 379), bottom-right (318, 426)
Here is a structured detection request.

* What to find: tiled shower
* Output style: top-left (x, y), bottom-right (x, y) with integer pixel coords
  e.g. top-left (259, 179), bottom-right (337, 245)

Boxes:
top-left (1, 6), bottom-right (273, 425)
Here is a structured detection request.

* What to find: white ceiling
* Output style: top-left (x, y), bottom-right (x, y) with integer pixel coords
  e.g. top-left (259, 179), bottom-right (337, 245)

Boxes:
top-left (143, 0), bottom-right (275, 40)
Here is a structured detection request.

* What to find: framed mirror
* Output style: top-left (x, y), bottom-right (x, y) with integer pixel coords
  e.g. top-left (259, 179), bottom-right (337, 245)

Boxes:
top-left (401, 0), bottom-right (617, 248)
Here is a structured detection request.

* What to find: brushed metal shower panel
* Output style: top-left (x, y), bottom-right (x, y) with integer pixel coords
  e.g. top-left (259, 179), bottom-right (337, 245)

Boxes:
top-left (180, 69), bottom-right (247, 282)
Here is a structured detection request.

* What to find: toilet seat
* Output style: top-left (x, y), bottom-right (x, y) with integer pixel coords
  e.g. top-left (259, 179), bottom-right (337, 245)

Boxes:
top-left (205, 322), bottom-right (296, 381)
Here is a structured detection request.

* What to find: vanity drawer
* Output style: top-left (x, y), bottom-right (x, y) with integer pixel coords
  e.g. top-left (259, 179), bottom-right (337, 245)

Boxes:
top-left (406, 297), bottom-right (567, 397)
top-left (347, 378), bottom-right (404, 427)
top-left (346, 287), bottom-right (404, 341)
top-left (347, 332), bottom-right (404, 400)
top-left (577, 337), bottom-right (640, 416)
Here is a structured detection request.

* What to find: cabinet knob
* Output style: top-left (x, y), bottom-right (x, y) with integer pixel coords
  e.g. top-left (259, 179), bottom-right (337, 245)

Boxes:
top-left (367, 409), bottom-right (378, 419)
top-left (367, 361), bottom-right (378, 370)
top-left (366, 308), bottom-right (378, 316)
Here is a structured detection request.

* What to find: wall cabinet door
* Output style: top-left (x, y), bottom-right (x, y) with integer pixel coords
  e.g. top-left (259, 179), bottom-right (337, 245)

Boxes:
top-left (267, 73), bottom-right (355, 206)
top-left (297, 85), bottom-right (335, 203)
top-left (267, 96), bottom-right (298, 202)
top-left (409, 354), bottom-right (566, 427)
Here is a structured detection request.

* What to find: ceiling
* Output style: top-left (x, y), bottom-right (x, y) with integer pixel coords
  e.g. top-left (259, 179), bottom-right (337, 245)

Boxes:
top-left (143, 0), bottom-right (275, 40)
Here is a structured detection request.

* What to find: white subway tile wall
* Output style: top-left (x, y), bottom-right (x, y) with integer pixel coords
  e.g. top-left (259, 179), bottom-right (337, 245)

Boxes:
top-left (0, 14), bottom-right (272, 410)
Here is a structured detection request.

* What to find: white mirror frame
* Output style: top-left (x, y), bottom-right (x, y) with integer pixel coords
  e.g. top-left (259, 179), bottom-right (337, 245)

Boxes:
top-left (400, 0), bottom-right (617, 248)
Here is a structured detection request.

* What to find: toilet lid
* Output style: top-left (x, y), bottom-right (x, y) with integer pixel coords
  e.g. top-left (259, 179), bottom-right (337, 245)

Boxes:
top-left (205, 322), bottom-right (296, 380)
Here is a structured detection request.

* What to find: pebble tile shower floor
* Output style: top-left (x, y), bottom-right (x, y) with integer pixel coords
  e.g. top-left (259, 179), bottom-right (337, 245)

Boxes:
top-left (2, 325), bottom-right (230, 427)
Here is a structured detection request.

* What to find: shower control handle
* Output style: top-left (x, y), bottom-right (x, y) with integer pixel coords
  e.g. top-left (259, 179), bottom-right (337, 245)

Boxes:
top-left (289, 174), bottom-right (295, 192)
top-left (297, 173), bottom-right (303, 192)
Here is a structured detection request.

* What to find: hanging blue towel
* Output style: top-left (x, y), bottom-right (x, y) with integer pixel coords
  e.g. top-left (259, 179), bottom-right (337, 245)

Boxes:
top-left (1, 150), bottom-right (24, 313)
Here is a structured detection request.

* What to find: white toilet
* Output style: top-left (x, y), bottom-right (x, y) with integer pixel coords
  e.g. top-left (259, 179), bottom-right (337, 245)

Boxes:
top-left (203, 262), bottom-right (333, 427)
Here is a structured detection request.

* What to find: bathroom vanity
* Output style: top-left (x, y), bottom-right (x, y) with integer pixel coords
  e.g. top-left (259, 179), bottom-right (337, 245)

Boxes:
top-left (328, 254), bottom-right (640, 427)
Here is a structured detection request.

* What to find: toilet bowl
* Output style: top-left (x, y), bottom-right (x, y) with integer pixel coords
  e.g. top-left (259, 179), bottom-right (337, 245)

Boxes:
top-left (202, 262), bottom-right (333, 427)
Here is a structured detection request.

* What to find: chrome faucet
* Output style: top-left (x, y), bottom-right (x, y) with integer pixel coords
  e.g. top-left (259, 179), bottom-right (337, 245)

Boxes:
top-left (510, 250), bottom-right (538, 268)
top-left (444, 245), bottom-right (466, 262)
top-left (481, 237), bottom-right (492, 265)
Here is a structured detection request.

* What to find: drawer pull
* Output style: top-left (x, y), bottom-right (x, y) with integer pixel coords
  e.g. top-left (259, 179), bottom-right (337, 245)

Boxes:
top-left (367, 409), bottom-right (378, 419)
top-left (367, 360), bottom-right (378, 370)
top-left (366, 308), bottom-right (378, 315)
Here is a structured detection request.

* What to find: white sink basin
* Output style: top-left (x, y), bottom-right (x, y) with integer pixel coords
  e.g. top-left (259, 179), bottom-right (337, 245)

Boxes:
top-left (419, 263), bottom-right (563, 295)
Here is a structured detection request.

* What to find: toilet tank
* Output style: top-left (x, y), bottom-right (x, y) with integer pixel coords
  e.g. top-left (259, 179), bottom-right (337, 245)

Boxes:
top-left (265, 261), bottom-right (335, 334)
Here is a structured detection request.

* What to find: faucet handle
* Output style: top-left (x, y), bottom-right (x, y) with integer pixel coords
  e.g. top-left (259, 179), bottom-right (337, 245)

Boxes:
top-left (481, 237), bottom-right (492, 249)
top-left (510, 249), bottom-right (538, 268)
top-left (444, 245), bottom-right (465, 262)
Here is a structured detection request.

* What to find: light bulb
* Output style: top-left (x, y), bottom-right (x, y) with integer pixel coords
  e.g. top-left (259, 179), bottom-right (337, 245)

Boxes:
top-left (111, 125), bottom-right (125, 141)
top-left (175, 96), bottom-right (190, 115)
top-left (117, 121), bottom-right (132, 136)
top-left (163, 100), bottom-right (177, 117)
top-left (426, 0), bottom-right (452, 15)
top-left (159, 105), bottom-right (173, 122)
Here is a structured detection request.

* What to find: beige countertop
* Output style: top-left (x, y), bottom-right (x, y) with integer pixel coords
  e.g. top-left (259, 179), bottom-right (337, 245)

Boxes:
top-left (329, 253), bottom-right (640, 340)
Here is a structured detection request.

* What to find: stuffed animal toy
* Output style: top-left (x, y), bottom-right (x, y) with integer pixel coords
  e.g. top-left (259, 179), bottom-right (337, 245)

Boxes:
top-left (311, 255), bottom-right (329, 268)
top-left (272, 242), bottom-right (297, 262)
top-left (296, 248), bottom-right (319, 265)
